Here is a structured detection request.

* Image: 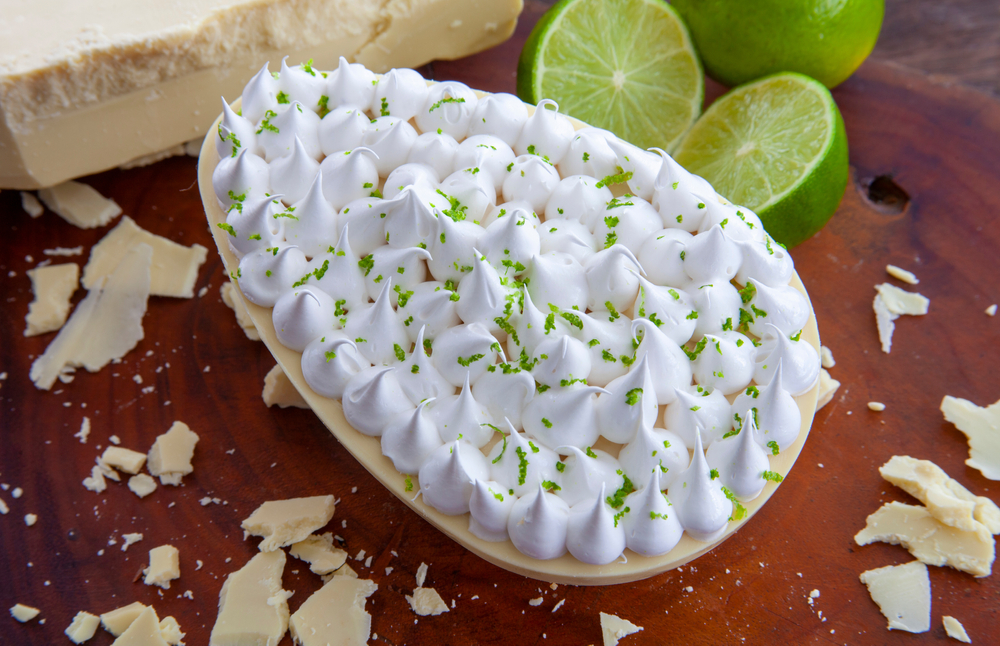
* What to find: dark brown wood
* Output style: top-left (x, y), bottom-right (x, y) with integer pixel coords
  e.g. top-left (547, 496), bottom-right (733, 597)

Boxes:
top-left (3, 4), bottom-right (1000, 645)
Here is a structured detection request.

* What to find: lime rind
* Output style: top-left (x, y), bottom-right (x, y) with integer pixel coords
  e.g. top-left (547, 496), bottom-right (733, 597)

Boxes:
top-left (674, 72), bottom-right (848, 247)
top-left (518, 0), bottom-right (703, 152)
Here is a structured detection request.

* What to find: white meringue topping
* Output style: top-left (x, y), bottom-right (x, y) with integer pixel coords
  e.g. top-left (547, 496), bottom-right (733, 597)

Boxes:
top-left (558, 128), bottom-right (620, 180)
top-left (584, 244), bottom-right (643, 313)
top-left (753, 325), bottom-right (820, 396)
top-left (335, 196), bottom-right (387, 257)
top-left (506, 484), bottom-right (571, 560)
top-left (478, 207), bottom-right (541, 276)
top-left (438, 167), bottom-right (497, 226)
top-left (217, 98), bottom-right (259, 159)
top-left (373, 68), bottom-right (430, 122)
top-left (469, 479), bottom-right (516, 542)
top-left (283, 171), bottom-right (340, 257)
top-left (538, 218), bottom-right (597, 265)
top-left (301, 333), bottom-right (370, 399)
top-left (455, 250), bottom-right (510, 336)
top-left (745, 279), bottom-right (811, 338)
top-left (418, 440), bottom-right (490, 515)
top-left (415, 81), bottom-right (479, 139)
top-left (381, 400), bottom-right (444, 475)
top-left (318, 106), bottom-right (371, 156)
top-left (240, 63), bottom-right (279, 124)
top-left (454, 135), bottom-right (516, 192)
top-left (691, 331), bottom-right (758, 395)
top-left (572, 308), bottom-right (634, 387)
top-left (223, 193), bottom-right (284, 259)
top-left (553, 447), bottom-right (624, 508)
top-left (212, 148), bottom-right (270, 211)
top-left (662, 385), bottom-right (733, 448)
top-left (705, 415), bottom-right (770, 502)
top-left (468, 92), bottom-right (529, 146)
top-left (736, 236), bottom-right (794, 288)
top-left (502, 155), bottom-right (561, 213)
top-left (631, 318), bottom-right (692, 404)
top-left (638, 228), bottom-right (692, 288)
top-left (269, 136), bottom-right (320, 205)
top-left (427, 214), bottom-right (484, 284)
top-left (652, 153), bottom-right (716, 231)
top-left (621, 470), bottom-right (683, 556)
top-left (608, 140), bottom-right (661, 201)
top-left (342, 366), bottom-right (415, 437)
top-left (592, 195), bottom-right (662, 255)
top-left (487, 421), bottom-right (560, 498)
top-left (544, 175), bottom-right (614, 232)
top-left (683, 224), bottom-right (743, 283)
top-left (526, 252), bottom-right (589, 312)
top-left (531, 335), bottom-right (592, 389)
top-left (472, 362), bottom-right (535, 430)
top-left (394, 326), bottom-right (453, 404)
top-left (595, 354), bottom-right (658, 444)
top-left (407, 131), bottom-right (460, 182)
top-left (384, 162), bottom-right (440, 199)
top-left (344, 278), bottom-right (411, 365)
top-left (566, 485), bottom-right (627, 565)
top-left (237, 244), bottom-right (308, 308)
top-left (617, 423), bottom-right (689, 488)
top-left (362, 245), bottom-right (431, 304)
top-left (431, 322), bottom-right (501, 387)
top-left (521, 385), bottom-right (606, 451)
top-left (427, 374), bottom-right (491, 447)
top-left (257, 101), bottom-right (322, 162)
top-left (685, 280), bottom-right (743, 338)
top-left (733, 363), bottom-right (802, 452)
top-left (272, 285), bottom-right (337, 352)
top-left (278, 57), bottom-right (327, 113)
top-left (326, 56), bottom-right (377, 111)
top-left (667, 432), bottom-right (733, 542)
top-left (631, 274), bottom-right (697, 346)
top-left (362, 116), bottom-right (419, 177)
top-left (514, 100), bottom-right (575, 165)
top-left (319, 147), bottom-right (380, 211)
top-left (395, 281), bottom-right (461, 343)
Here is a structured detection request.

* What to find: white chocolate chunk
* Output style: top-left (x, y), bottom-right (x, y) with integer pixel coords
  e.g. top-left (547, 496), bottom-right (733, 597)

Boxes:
top-left (158, 616), bottom-right (185, 645)
top-left (147, 421), bottom-right (199, 485)
top-left (30, 243), bottom-right (152, 390)
top-left (10, 603), bottom-right (40, 622)
top-left (242, 495), bottom-right (336, 551)
top-left (290, 576), bottom-right (377, 646)
top-left (288, 532), bottom-right (348, 575)
top-left (21, 191), bottom-right (44, 217)
top-left (855, 502), bottom-right (995, 577)
top-left (879, 455), bottom-right (1000, 534)
top-left (24, 513), bottom-right (37, 526)
top-left (816, 369), bottom-right (840, 411)
top-left (943, 616), bottom-right (971, 643)
top-left (221, 281), bottom-right (260, 341)
top-left (83, 465), bottom-right (108, 493)
top-left (987, 304), bottom-right (997, 317)
top-left (0, 498), bottom-right (8, 514)
top-left (143, 545), bottom-right (180, 589)
top-left (101, 446), bottom-right (147, 474)
top-left (820, 345), bottom-right (835, 368)
top-left (873, 293), bottom-right (896, 354)
top-left (65, 610), bottom-right (101, 643)
top-left (101, 602), bottom-right (148, 636)
top-left (600, 612), bottom-right (643, 646)
top-left (858, 561), bottom-right (930, 633)
top-left (262, 364), bottom-right (309, 409)
top-left (210, 551), bottom-right (290, 646)
top-left (128, 474), bottom-right (158, 498)
top-left (886, 264), bottom-right (919, 284)
top-left (876, 283), bottom-right (930, 315)
top-left (941, 395), bottom-right (1000, 481)
top-left (868, 402), bottom-right (886, 412)
top-left (38, 181), bottom-right (122, 229)
top-left (83, 216), bottom-right (207, 298)
top-left (23, 263), bottom-right (79, 336)
top-left (76, 417), bottom-right (91, 443)
top-left (111, 606), bottom-right (168, 646)
top-left (415, 562), bottom-right (429, 588)
top-left (405, 587), bottom-right (449, 616)
top-left (121, 533), bottom-right (144, 551)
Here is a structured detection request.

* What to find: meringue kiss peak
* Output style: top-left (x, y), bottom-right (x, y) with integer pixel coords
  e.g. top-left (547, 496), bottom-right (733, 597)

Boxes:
top-left (202, 57), bottom-right (821, 578)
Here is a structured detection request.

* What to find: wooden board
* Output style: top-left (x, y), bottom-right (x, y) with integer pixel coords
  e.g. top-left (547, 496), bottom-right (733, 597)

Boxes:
top-left (2, 9), bottom-right (1000, 646)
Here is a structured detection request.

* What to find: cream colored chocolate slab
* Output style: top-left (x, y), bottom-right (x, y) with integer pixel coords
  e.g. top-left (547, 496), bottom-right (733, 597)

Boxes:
top-left (198, 94), bottom-right (820, 585)
top-left (0, 0), bottom-right (523, 189)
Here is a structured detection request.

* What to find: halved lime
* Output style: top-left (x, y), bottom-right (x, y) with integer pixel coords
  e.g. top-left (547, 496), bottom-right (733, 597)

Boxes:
top-left (674, 73), bottom-right (849, 248)
top-left (517, 0), bottom-right (703, 152)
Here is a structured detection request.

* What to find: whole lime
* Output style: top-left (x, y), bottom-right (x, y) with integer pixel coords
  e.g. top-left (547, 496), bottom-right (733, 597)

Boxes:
top-left (671, 0), bottom-right (884, 88)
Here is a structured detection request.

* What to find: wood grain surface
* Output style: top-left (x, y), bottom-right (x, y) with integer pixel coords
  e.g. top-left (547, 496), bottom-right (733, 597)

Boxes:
top-left (3, 3), bottom-right (1000, 645)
